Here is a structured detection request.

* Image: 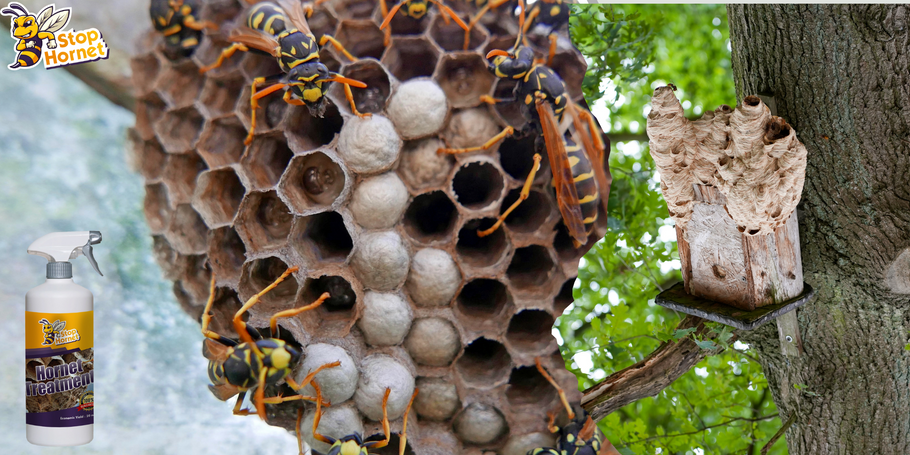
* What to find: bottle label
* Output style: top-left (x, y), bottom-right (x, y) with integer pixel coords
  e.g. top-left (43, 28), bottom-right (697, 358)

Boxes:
top-left (25, 311), bottom-right (94, 427)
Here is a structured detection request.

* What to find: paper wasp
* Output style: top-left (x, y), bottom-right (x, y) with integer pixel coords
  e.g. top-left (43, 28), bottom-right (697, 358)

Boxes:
top-left (463, 0), bottom-right (569, 61)
top-left (38, 318), bottom-right (66, 346)
top-left (199, 0), bottom-right (369, 145)
top-left (379, 0), bottom-right (469, 46)
top-left (296, 380), bottom-right (418, 455)
top-left (529, 358), bottom-right (618, 455)
top-left (149, 0), bottom-right (218, 57)
top-left (439, 4), bottom-right (611, 249)
top-left (201, 265), bottom-right (340, 420)
top-left (1, 2), bottom-right (70, 69)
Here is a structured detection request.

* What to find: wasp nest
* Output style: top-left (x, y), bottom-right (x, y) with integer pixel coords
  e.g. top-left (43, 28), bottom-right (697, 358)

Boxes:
top-left (127, 0), bottom-right (604, 452)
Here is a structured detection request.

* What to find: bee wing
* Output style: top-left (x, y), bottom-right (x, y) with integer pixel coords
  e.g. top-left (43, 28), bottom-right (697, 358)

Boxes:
top-left (537, 100), bottom-right (587, 246)
top-left (35, 5), bottom-right (53, 27)
top-left (39, 8), bottom-right (71, 33)
top-left (53, 320), bottom-right (66, 332)
top-left (277, 0), bottom-right (313, 36)
top-left (229, 26), bottom-right (281, 57)
top-left (568, 102), bottom-right (612, 216)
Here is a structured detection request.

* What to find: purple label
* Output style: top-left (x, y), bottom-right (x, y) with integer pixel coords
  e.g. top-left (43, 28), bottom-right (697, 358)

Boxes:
top-left (26, 405), bottom-right (93, 427)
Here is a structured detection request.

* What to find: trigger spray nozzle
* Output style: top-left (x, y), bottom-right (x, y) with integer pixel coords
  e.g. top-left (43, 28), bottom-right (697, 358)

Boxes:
top-left (82, 231), bottom-right (103, 277)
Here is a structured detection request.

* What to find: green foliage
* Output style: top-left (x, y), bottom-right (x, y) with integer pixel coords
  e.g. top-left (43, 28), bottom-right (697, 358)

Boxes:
top-left (563, 4), bottom-right (788, 454)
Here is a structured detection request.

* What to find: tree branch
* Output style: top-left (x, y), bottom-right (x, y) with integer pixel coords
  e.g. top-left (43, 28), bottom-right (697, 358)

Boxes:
top-left (580, 315), bottom-right (730, 420)
top-left (623, 413), bottom-right (779, 445)
top-left (760, 413), bottom-right (795, 455)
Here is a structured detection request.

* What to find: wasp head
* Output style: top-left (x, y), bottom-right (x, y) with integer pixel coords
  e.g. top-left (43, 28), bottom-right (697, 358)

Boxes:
top-left (405, 0), bottom-right (429, 19)
top-left (11, 14), bottom-right (37, 39)
top-left (486, 45), bottom-right (534, 79)
top-left (287, 61), bottom-right (331, 116)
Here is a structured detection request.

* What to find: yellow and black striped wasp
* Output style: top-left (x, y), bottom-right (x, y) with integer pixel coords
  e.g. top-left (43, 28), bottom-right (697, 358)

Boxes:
top-left (379, 0), bottom-right (469, 46)
top-left (1, 2), bottom-right (70, 69)
top-left (439, 3), bottom-right (611, 249)
top-left (529, 358), bottom-right (620, 455)
top-left (296, 380), bottom-right (418, 455)
top-left (463, 0), bottom-right (569, 62)
top-left (201, 266), bottom-right (340, 421)
top-left (149, 0), bottom-right (218, 57)
top-left (199, 0), bottom-right (369, 145)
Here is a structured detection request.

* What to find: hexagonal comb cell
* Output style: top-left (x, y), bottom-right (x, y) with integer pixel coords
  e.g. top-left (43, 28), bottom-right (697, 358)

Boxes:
top-left (155, 107), bottom-right (205, 154)
top-left (430, 14), bottom-right (487, 52)
top-left (144, 183), bottom-right (171, 234)
top-left (499, 189), bottom-right (552, 234)
top-left (307, 7), bottom-right (339, 38)
top-left (325, 0), bottom-right (375, 20)
top-left (436, 53), bottom-right (495, 108)
top-left (506, 310), bottom-right (555, 352)
top-left (239, 256), bottom-right (299, 305)
top-left (163, 152), bottom-right (207, 206)
top-left (165, 204), bottom-right (209, 255)
top-left (554, 277), bottom-right (576, 314)
top-left (456, 218), bottom-right (508, 268)
top-left (284, 103), bottom-right (344, 152)
top-left (506, 365), bottom-right (557, 407)
top-left (499, 135), bottom-right (550, 183)
top-left (403, 190), bottom-right (458, 243)
top-left (300, 275), bottom-right (357, 318)
top-left (234, 190), bottom-right (294, 252)
top-left (337, 59), bottom-right (391, 114)
top-left (451, 161), bottom-right (505, 210)
top-left (382, 37), bottom-right (440, 81)
top-left (236, 84), bottom-right (287, 137)
top-left (456, 337), bottom-right (511, 387)
top-left (197, 117), bottom-right (247, 168)
top-left (198, 77), bottom-right (244, 119)
top-left (202, 287), bottom-right (244, 338)
top-left (192, 168), bottom-right (245, 228)
top-left (130, 53), bottom-right (160, 97)
top-left (553, 222), bottom-right (593, 262)
top-left (280, 152), bottom-right (346, 215)
top-left (507, 245), bottom-right (555, 291)
top-left (335, 20), bottom-right (387, 60)
top-left (549, 51), bottom-right (587, 100)
top-left (489, 79), bottom-right (524, 128)
top-left (135, 94), bottom-right (167, 141)
top-left (129, 134), bottom-right (166, 181)
top-left (240, 134), bottom-right (293, 190)
top-left (208, 226), bottom-right (247, 285)
top-left (456, 278), bottom-right (511, 320)
top-left (290, 211), bottom-right (353, 263)
top-left (156, 61), bottom-right (204, 109)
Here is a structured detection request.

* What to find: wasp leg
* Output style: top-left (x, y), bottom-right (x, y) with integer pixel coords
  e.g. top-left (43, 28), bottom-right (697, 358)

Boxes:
top-left (521, 3), bottom-right (541, 36)
top-left (199, 43), bottom-right (249, 73)
top-left (547, 33), bottom-right (557, 66)
top-left (535, 357), bottom-right (576, 422)
top-left (427, 0), bottom-right (469, 31)
top-left (399, 389), bottom-right (419, 455)
top-left (380, 0), bottom-right (409, 33)
top-left (231, 390), bottom-right (257, 416)
top-left (261, 393), bottom-right (321, 405)
top-left (479, 95), bottom-right (512, 105)
top-left (437, 126), bottom-right (515, 155)
top-left (253, 367), bottom-right (271, 420)
top-left (546, 409), bottom-right (559, 433)
top-left (379, 0), bottom-right (392, 46)
top-left (319, 35), bottom-right (357, 62)
top-left (232, 266), bottom-right (299, 344)
top-left (574, 105), bottom-right (606, 152)
top-left (477, 153), bottom-right (541, 238)
top-left (268, 292), bottom-right (330, 337)
top-left (285, 361), bottom-right (342, 394)
top-left (246, 77), bottom-right (288, 145)
top-left (364, 388), bottom-right (394, 449)
top-left (463, 0), bottom-right (509, 50)
top-left (311, 381), bottom-right (338, 446)
top-left (200, 273), bottom-right (239, 346)
top-left (343, 83), bottom-right (370, 118)
top-left (183, 16), bottom-right (218, 31)
top-left (296, 408), bottom-right (306, 455)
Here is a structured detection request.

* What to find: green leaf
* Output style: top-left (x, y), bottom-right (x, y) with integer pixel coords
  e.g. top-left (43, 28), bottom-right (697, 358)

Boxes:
top-left (672, 327), bottom-right (697, 341)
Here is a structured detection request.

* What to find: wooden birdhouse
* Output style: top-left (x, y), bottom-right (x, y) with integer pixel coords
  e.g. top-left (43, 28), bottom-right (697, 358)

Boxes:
top-left (646, 86), bottom-right (813, 329)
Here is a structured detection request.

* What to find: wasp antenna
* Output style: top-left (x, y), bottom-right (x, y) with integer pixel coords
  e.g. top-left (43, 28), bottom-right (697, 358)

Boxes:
top-left (7, 2), bottom-right (28, 15)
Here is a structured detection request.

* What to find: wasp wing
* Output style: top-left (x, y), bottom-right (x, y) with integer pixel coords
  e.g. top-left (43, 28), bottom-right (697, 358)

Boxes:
top-left (538, 100), bottom-right (587, 246)
top-left (208, 383), bottom-right (242, 401)
top-left (228, 26), bottom-right (281, 57)
top-left (39, 8), bottom-right (71, 33)
top-left (35, 5), bottom-right (53, 27)
top-left (568, 102), bottom-right (612, 216)
top-left (277, 0), bottom-right (313, 36)
top-left (52, 320), bottom-right (66, 333)
top-left (202, 338), bottom-right (233, 362)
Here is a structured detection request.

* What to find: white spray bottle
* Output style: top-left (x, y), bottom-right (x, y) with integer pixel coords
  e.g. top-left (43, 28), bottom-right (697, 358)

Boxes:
top-left (25, 231), bottom-right (102, 446)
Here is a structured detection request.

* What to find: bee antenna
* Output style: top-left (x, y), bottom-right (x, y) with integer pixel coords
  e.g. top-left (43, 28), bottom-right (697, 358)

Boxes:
top-left (7, 2), bottom-right (28, 15)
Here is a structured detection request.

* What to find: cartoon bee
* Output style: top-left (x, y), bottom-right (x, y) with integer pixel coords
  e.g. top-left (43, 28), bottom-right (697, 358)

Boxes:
top-left (1, 2), bottom-right (71, 69)
top-left (38, 318), bottom-right (66, 346)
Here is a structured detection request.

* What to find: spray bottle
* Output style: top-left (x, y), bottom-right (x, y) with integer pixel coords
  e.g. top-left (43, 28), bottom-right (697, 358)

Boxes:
top-left (24, 231), bottom-right (102, 446)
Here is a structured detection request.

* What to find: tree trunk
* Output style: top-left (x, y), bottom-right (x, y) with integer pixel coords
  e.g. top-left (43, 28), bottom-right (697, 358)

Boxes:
top-left (727, 5), bottom-right (910, 454)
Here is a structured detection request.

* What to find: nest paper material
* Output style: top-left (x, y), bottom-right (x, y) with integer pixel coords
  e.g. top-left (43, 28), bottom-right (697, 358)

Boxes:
top-left (647, 86), bottom-right (808, 236)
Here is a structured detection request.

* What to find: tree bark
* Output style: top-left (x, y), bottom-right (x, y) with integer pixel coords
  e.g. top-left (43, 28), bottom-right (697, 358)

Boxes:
top-left (727, 5), bottom-right (910, 454)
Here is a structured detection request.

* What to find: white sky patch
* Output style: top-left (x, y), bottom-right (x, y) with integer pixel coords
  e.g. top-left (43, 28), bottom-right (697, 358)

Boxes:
top-left (694, 367), bottom-right (709, 378)
top-left (658, 224), bottom-right (677, 242)
top-left (608, 290), bottom-right (620, 305)
top-left (660, 259), bottom-right (681, 274)
top-left (552, 328), bottom-right (564, 345)
top-left (734, 341), bottom-right (750, 350)
top-left (573, 351), bottom-right (594, 374)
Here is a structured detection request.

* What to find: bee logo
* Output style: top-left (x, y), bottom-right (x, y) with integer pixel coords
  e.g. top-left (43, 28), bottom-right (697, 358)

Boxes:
top-left (38, 318), bottom-right (66, 346)
top-left (1, 2), bottom-right (70, 70)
